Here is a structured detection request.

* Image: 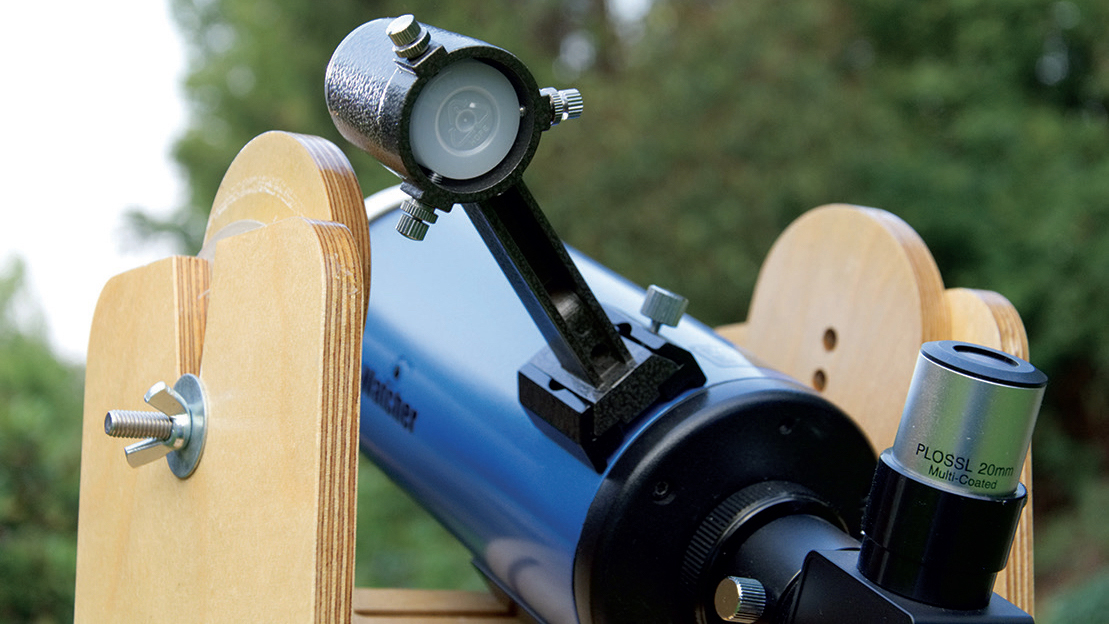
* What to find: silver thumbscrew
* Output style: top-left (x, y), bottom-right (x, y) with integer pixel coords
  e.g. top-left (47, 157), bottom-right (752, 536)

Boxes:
top-left (104, 374), bottom-right (208, 479)
top-left (715, 576), bottom-right (767, 623)
top-left (640, 285), bottom-right (689, 333)
top-left (396, 197), bottom-right (439, 241)
top-left (540, 87), bottom-right (584, 127)
top-left (386, 14), bottom-right (431, 60)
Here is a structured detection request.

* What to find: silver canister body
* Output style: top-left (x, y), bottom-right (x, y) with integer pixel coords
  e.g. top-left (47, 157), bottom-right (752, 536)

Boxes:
top-left (890, 341), bottom-right (1046, 497)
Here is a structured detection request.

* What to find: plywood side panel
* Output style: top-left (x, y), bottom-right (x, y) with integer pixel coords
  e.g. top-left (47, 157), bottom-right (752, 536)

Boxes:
top-left (75, 219), bottom-right (361, 622)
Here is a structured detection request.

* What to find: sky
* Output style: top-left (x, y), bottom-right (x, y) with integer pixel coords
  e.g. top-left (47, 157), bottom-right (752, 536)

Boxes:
top-left (0, 1), bottom-right (185, 362)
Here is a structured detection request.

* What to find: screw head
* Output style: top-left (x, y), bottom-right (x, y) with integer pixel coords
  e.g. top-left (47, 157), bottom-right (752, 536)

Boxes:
top-left (386, 15), bottom-right (419, 45)
top-left (400, 197), bottom-right (438, 224)
top-left (640, 285), bottom-right (689, 332)
top-left (396, 212), bottom-right (430, 241)
top-left (714, 576), bottom-right (767, 623)
top-left (387, 15), bottom-right (431, 60)
top-left (540, 87), bottom-right (585, 127)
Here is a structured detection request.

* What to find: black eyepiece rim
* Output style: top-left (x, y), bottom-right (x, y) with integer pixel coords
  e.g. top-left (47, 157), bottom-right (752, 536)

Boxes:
top-left (921, 340), bottom-right (1047, 389)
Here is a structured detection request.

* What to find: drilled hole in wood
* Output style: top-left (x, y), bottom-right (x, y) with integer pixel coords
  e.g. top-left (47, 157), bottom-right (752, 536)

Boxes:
top-left (823, 328), bottom-right (837, 351)
top-left (812, 369), bottom-right (827, 391)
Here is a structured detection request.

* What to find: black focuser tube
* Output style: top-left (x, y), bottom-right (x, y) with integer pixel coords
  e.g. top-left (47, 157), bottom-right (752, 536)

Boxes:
top-left (859, 341), bottom-right (1047, 610)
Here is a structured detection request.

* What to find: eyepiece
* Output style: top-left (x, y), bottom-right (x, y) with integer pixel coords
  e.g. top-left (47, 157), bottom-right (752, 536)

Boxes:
top-left (889, 341), bottom-right (1046, 497)
top-left (859, 341), bottom-right (1046, 610)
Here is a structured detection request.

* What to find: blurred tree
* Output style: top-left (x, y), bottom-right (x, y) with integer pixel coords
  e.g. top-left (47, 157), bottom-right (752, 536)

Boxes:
top-left (149, 0), bottom-right (1109, 603)
top-left (134, 0), bottom-right (612, 252)
top-left (0, 260), bottom-right (83, 622)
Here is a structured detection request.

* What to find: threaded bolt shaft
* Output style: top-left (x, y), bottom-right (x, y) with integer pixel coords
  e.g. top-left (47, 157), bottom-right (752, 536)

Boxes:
top-left (104, 410), bottom-right (174, 440)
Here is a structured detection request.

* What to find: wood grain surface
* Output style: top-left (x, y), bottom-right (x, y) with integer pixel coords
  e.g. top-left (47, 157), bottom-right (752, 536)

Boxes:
top-left (76, 132), bottom-right (366, 622)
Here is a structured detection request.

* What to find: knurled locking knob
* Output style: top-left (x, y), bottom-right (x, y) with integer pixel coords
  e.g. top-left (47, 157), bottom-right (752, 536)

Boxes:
top-left (540, 87), bottom-right (584, 127)
top-left (396, 197), bottom-right (439, 241)
top-left (387, 14), bottom-right (431, 60)
top-left (714, 576), bottom-right (767, 623)
top-left (640, 285), bottom-right (689, 333)
top-left (396, 213), bottom-right (430, 241)
top-left (401, 197), bottom-right (439, 224)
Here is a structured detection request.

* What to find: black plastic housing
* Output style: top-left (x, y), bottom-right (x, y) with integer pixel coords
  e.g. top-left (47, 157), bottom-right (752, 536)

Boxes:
top-left (790, 550), bottom-right (1033, 623)
top-left (859, 454), bottom-right (1028, 610)
top-left (573, 377), bottom-right (877, 623)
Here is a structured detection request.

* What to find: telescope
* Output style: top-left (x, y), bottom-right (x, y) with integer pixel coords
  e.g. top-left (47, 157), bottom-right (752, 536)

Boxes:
top-left (326, 16), bottom-right (1046, 624)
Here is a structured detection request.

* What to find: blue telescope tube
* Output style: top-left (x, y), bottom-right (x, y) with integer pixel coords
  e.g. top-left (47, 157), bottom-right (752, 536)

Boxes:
top-left (357, 187), bottom-right (873, 623)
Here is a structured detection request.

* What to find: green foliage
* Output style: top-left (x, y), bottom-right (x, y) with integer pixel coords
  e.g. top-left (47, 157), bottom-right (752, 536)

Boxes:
top-left (355, 460), bottom-right (484, 589)
top-left (0, 261), bottom-right (83, 622)
top-left (533, 0), bottom-right (882, 325)
top-left (1035, 473), bottom-right (1109, 608)
top-left (1039, 569), bottom-right (1109, 624)
top-left (155, 0), bottom-right (1109, 602)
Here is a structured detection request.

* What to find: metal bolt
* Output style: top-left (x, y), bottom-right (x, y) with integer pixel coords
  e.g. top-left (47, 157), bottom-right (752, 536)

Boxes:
top-left (104, 374), bottom-right (207, 478)
top-left (714, 576), bottom-right (767, 623)
top-left (387, 15), bottom-right (431, 60)
top-left (396, 197), bottom-right (439, 241)
top-left (105, 409), bottom-right (174, 439)
top-left (540, 87), bottom-right (584, 127)
top-left (640, 285), bottom-right (689, 333)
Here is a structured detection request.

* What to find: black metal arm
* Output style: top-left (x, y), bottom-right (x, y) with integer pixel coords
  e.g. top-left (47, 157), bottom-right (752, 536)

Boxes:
top-left (464, 182), bottom-right (704, 470)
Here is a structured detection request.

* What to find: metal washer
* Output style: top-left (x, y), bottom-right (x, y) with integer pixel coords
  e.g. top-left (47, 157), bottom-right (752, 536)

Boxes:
top-left (166, 373), bottom-right (207, 479)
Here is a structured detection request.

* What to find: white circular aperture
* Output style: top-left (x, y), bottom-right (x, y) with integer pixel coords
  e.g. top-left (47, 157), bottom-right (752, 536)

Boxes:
top-left (410, 60), bottom-right (521, 180)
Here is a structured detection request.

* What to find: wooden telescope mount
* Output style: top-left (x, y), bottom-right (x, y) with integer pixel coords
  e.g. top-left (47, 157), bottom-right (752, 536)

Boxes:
top-left (74, 131), bottom-right (1035, 622)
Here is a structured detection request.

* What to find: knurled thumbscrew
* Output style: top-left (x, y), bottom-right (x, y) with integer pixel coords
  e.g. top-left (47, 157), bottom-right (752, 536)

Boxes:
top-left (539, 87), bottom-right (584, 128)
top-left (104, 374), bottom-right (208, 479)
top-left (640, 285), bottom-right (689, 334)
top-left (395, 197), bottom-right (440, 241)
top-left (387, 14), bottom-right (431, 60)
top-left (715, 576), bottom-right (767, 623)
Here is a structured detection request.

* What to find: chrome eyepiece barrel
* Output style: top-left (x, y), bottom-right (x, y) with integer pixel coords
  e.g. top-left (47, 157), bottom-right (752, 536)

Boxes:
top-left (889, 341), bottom-right (1046, 497)
top-left (860, 341), bottom-right (1047, 610)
